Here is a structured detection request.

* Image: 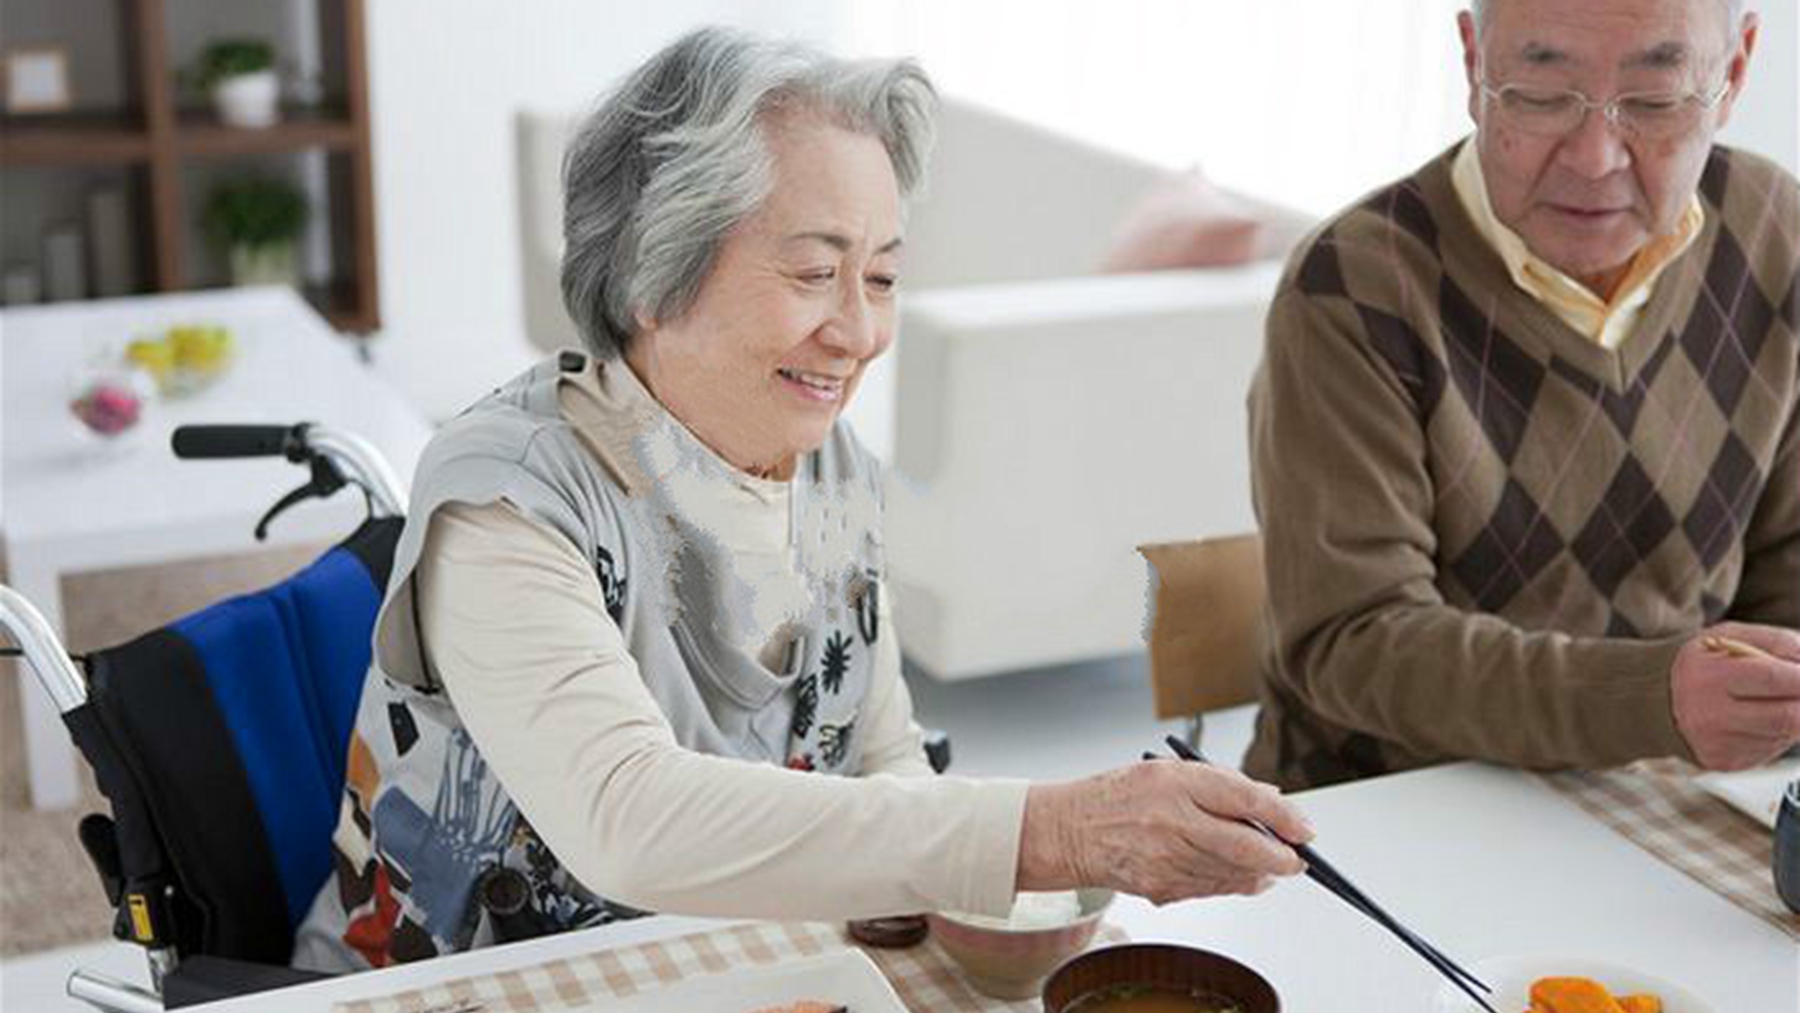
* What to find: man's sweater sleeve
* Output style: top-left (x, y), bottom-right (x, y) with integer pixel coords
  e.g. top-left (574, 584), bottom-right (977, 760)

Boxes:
top-left (417, 500), bottom-right (1026, 920)
top-left (1250, 286), bottom-right (1692, 769)
top-left (1728, 396), bottom-right (1800, 628)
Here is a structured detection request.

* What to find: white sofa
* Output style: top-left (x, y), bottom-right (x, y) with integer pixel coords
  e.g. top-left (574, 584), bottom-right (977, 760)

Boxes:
top-left (515, 100), bottom-right (1308, 681)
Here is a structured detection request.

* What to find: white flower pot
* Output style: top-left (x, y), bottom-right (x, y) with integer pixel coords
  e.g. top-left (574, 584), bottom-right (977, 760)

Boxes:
top-left (212, 70), bottom-right (280, 129)
top-left (229, 241), bottom-right (299, 288)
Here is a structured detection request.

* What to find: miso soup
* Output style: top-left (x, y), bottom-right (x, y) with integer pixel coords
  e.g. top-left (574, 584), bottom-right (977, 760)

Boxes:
top-left (1066, 984), bottom-right (1245, 1013)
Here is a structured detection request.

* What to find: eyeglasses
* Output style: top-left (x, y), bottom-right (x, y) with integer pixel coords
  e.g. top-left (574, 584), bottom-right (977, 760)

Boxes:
top-left (1478, 77), bottom-right (1730, 141)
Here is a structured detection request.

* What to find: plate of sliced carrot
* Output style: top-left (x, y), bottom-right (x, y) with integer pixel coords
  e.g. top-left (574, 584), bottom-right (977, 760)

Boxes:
top-left (1431, 956), bottom-right (1718, 1013)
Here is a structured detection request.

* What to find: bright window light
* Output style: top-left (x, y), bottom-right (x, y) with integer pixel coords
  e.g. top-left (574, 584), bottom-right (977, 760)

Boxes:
top-left (839, 0), bottom-right (1474, 214)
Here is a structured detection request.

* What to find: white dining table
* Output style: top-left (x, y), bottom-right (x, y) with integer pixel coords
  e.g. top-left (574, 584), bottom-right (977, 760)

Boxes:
top-left (1, 287), bottom-right (432, 810)
top-left (173, 761), bottom-right (1796, 1012)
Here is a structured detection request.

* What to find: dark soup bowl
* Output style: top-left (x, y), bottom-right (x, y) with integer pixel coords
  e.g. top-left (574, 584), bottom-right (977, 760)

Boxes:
top-left (1776, 778), bottom-right (1800, 915)
top-left (1043, 943), bottom-right (1280, 1013)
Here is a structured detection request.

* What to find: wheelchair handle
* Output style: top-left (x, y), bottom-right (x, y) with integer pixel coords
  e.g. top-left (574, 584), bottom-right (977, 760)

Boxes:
top-left (0, 584), bottom-right (87, 714)
top-left (304, 425), bottom-right (408, 518)
top-left (171, 424), bottom-right (305, 461)
top-left (172, 422), bottom-right (407, 520)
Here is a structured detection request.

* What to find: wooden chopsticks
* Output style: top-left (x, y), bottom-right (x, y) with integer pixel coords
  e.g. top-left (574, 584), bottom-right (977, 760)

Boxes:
top-left (1151, 735), bottom-right (1498, 1013)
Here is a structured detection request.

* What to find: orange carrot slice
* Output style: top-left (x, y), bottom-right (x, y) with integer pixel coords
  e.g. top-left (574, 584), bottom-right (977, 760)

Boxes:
top-left (1529, 977), bottom-right (1628, 1013)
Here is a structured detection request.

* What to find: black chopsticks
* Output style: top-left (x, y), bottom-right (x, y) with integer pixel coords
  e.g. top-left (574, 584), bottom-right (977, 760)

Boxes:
top-left (1151, 735), bottom-right (1498, 1013)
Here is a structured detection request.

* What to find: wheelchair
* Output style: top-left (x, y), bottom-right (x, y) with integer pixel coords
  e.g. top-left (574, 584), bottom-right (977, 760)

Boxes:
top-left (0, 423), bottom-right (406, 1011)
top-left (1, 420), bottom-right (953, 1011)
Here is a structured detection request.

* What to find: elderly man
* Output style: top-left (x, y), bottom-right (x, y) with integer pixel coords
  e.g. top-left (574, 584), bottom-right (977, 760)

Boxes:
top-left (1244, 0), bottom-right (1800, 790)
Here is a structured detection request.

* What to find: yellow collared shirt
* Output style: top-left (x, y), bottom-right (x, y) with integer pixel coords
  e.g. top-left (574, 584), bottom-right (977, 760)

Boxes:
top-left (1450, 138), bottom-right (1704, 350)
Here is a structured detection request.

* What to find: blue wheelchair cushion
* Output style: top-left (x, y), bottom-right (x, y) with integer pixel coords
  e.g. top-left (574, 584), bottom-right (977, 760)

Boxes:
top-left (169, 544), bottom-right (382, 928)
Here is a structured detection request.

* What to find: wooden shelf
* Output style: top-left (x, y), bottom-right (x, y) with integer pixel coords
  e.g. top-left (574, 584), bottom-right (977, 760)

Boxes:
top-left (306, 277), bottom-right (376, 333)
top-left (0, 112), bottom-right (150, 166)
top-left (0, 106), bottom-right (360, 165)
top-left (0, 0), bottom-right (378, 333)
top-left (175, 104), bottom-right (358, 158)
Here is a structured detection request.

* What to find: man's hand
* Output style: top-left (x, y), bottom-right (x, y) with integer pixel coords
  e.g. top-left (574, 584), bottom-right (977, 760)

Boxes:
top-left (1672, 622), bottom-right (1800, 771)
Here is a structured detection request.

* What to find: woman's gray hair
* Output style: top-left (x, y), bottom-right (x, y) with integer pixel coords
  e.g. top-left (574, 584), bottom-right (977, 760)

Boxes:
top-left (560, 27), bottom-right (936, 359)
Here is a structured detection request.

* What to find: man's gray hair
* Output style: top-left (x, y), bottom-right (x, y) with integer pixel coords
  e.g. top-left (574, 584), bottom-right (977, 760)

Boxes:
top-left (560, 27), bottom-right (936, 359)
top-left (1470, 0), bottom-right (1747, 39)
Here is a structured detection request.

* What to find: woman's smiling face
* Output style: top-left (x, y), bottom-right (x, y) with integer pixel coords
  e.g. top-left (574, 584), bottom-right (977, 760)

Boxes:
top-left (627, 113), bottom-right (903, 479)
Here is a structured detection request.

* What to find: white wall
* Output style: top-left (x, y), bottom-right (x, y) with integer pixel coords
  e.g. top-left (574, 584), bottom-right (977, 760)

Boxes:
top-left (841, 1), bottom-right (1475, 217)
top-left (841, 0), bottom-right (1798, 216)
top-left (363, 0), bottom-right (1797, 421)
top-left (361, 0), bottom-right (843, 420)
top-left (1720, 0), bottom-right (1800, 173)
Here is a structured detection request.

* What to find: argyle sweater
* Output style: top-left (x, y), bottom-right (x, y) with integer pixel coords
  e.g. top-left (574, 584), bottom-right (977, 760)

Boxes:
top-left (1243, 143), bottom-right (1800, 791)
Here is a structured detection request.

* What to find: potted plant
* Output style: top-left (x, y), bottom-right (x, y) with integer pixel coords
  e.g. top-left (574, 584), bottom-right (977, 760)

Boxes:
top-left (205, 177), bottom-right (307, 288)
top-left (193, 38), bottom-right (279, 128)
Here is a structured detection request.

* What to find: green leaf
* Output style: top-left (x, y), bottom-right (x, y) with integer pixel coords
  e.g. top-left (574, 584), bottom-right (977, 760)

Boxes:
top-left (204, 177), bottom-right (308, 250)
top-left (192, 38), bottom-right (277, 91)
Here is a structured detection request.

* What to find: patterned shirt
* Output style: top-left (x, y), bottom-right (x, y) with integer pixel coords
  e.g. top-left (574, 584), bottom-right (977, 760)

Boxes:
top-left (292, 355), bottom-right (1028, 970)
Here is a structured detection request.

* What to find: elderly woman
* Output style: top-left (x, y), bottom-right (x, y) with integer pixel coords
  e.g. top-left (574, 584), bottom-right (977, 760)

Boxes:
top-left (292, 27), bottom-right (1310, 971)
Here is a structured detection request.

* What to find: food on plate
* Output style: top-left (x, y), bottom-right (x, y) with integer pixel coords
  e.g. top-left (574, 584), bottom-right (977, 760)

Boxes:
top-left (745, 1004), bottom-right (847, 1013)
top-left (942, 889), bottom-right (1083, 931)
top-left (1065, 984), bottom-right (1245, 1013)
top-left (1526, 976), bottom-right (1662, 1013)
top-left (126, 324), bottom-right (234, 396)
top-left (69, 378), bottom-right (145, 436)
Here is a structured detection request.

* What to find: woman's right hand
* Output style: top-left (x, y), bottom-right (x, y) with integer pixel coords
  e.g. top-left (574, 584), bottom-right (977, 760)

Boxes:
top-left (1016, 760), bottom-right (1312, 904)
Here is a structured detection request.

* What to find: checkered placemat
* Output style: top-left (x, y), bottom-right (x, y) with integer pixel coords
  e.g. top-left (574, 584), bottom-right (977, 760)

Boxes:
top-left (332, 921), bottom-right (1128, 1013)
top-left (1542, 758), bottom-right (1799, 939)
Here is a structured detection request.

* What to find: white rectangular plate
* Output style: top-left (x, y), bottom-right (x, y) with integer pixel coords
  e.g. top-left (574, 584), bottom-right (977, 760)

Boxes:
top-left (1695, 757), bottom-right (1800, 830)
top-left (538, 950), bottom-right (904, 1013)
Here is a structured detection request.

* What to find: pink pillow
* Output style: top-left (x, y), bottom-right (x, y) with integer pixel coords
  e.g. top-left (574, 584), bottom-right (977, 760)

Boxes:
top-left (1100, 169), bottom-right (1264, 273)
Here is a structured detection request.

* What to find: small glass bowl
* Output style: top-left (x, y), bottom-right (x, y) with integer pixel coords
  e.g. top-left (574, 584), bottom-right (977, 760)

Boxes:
top-left (67, 361), bottom-right (153, 440)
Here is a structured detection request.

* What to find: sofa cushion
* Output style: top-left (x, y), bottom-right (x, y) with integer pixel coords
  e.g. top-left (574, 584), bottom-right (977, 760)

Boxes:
top-left (1099, 169), bottom-right (1264, 273)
